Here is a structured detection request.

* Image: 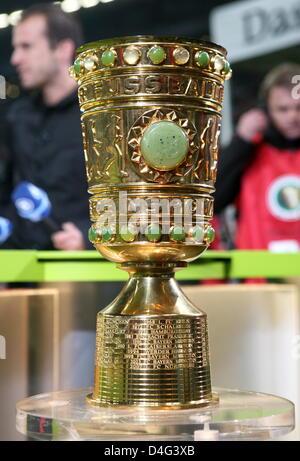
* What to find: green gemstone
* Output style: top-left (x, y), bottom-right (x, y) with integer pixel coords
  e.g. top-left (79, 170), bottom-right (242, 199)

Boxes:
top-left (146, 224), bottom-right (161, 242)
top-left (148, 46), bottom-right (166, 64)
top-left (205, 226), bottom-right (215, 243)
top-left (140, 121), bottom-right (189, 170)
top-left (197, 51), bottom-right (210, 67)
top-left (74, 59), bottom-right (82, 74)
top-left (192, 225), bottom-right (204, 243)
top-left (120, 224), bottom-right (137, 242)
top-left (101, 226), bottom-right (113, 242)
top-left (170, 225), bottom-right (186, 242)
top-left (88, 226), bottom-right (98, 242)
top-left (224, 60), bottom-right (231, 74)
top-left (101, 50), bottom-right (116, 67)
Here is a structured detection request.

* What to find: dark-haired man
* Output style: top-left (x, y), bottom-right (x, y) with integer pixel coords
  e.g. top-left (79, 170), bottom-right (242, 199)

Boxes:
top-left (215, 63), bottom-right (300, 252)
top-left (0, 5), bottom-right (100, 390)
top-left (1, 4), bottom-right (89, 250)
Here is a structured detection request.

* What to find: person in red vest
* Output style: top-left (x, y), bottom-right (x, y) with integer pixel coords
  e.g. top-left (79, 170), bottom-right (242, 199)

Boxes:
top-left (214, 63), bottom-right (300, 252)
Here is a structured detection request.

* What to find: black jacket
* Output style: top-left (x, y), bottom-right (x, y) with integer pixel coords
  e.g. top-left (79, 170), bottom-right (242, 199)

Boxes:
top-left (214, 123), bottom-right (300, 214)
top-left (0, 89), bottom-right (91, 249)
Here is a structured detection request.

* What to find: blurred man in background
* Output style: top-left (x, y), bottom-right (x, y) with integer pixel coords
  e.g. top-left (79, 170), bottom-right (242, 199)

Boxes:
top-left (0, 4), bottom-right (96, 390)
top-left (215, 63), bottom-right (300, 252)
top-left (0, 3), bottom-right (89, 250)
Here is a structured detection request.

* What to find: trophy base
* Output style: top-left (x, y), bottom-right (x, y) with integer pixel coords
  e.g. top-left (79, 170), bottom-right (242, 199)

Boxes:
top-left (85, 393), bottom-right (219, 410)
top-left (89, 268), bottom-right (214, 408)
top-left (16, 387), bottom-right (295, 441)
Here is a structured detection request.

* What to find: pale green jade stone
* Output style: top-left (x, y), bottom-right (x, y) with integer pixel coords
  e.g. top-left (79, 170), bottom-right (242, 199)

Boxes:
top-left (101, 50), bottom-right (116, 67)
top-left (146, 223), bottom-right (162, 242)
top-left (192, 225), bottom-right (204, 243)
top-left (88, 226), bottom-right (98, 242)
top-left (74, 59), bottom-right (82, 74)
top-left (170, 225), bottom-right (186, 241)
top-left (140, 121), bottom-right (189, 170)
top-left (205, 226), bottom-right (215, 243)
top-left (197, 51), bottom-right (210, 67)
top-left (148, 46), bottom-right (166, 64)
top-left (120, 224), bottom-right (136, 242)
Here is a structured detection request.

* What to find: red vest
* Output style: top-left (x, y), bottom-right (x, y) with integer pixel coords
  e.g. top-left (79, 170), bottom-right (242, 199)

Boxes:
top-left (236, 142), bottom-right (300, 250)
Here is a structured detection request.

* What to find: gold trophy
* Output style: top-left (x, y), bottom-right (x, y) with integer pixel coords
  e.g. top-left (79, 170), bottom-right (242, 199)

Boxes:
top-left (70, 36), bottom-right (231, 409)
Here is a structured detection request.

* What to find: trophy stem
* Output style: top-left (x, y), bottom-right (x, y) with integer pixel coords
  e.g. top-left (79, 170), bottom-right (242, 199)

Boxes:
top-left (87, 263), bottom-right (217, 409)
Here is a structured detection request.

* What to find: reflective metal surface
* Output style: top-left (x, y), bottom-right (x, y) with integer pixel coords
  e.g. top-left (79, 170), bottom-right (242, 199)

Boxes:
top-left (71, 36), bottom-right (231, 408)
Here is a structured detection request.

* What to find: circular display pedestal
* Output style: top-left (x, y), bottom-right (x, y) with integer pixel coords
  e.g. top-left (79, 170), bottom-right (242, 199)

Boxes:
top-left (16, 387), bottom-right (294, 441)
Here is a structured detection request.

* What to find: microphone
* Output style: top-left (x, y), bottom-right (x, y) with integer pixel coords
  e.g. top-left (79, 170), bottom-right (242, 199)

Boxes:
top-left (12, 182), bottom-right (61, 233)
top-left (0, 217), bottom-right (13, 244)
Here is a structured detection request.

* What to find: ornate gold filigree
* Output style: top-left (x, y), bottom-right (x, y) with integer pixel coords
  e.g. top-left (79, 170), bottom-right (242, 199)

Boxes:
top-left (193, 116), bottom-right (221, 182)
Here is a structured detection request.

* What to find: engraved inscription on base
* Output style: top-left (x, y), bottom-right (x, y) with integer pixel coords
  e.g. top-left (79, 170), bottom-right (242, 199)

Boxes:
top-left (95, 315), bottom-right (209, 370)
